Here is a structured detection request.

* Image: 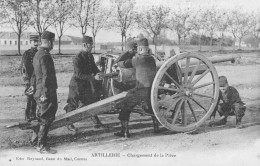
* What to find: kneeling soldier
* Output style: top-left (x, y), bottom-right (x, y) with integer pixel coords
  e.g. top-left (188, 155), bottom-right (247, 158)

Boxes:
top-left (114, 38), bottom-right (159, 138)
top-left (210, 76), bottom-right (246, 129)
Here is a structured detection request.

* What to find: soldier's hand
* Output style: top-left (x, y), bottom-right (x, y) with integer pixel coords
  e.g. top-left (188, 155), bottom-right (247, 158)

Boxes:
top-left (25, 86), bottom-right (34, 96)
top-left (94, 73), bottom-right (102, 80)
top-left (40, 95), bottom-right (47, 103)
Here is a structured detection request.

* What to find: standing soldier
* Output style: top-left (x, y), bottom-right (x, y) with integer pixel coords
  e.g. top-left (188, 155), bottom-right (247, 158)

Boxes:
top-left (210, 76), bottom-right (246, 129)
top-left (64, 35), bottom-right (105, 132)
top-left (21, 35), bottom-right (39, 121)
top-left (32, 31), bottom-right (58, 154)
top-left (114, 38), bottom-right (159, 138)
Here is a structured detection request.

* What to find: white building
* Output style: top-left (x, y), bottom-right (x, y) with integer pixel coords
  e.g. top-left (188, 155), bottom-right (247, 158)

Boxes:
top-left (0, 32), bottom-right (38, 46)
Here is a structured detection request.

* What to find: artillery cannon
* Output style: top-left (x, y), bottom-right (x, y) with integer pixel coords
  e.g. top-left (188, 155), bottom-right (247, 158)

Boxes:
top-left (8, 51), bottom-right (235, 133)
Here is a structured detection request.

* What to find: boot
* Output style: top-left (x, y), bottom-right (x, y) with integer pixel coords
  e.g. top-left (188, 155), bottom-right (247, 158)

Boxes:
top-left (37, 145), bottom-right (57, 154)
top-left (152, 116), bottom-right (160, 133)
top-left (213, 116), bottom-right (227, 126)
top-left (123, 120), bottom-right (130, 138)
top-left (91, 115), bottom-right (107, 129)
top-left (236, 118), bottom-right (243, 129)
top-left (114, 120), bottom-right (130, 138)
top-left (67, 124), bottom-right (77, 132)
top-left (114, 121), bottom-right (125, 137)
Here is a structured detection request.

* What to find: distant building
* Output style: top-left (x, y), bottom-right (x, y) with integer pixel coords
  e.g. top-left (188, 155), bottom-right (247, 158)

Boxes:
top-left (0, 31), bottom-right (83, 45)
top-left (0, 32), bottom-right (37, 46)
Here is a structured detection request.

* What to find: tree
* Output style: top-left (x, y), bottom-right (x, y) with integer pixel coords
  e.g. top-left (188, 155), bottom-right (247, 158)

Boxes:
top-left (215, 9), bottom-right (229, 50)
top-left (70, 0), bottom-right (98, 37)
top-left (227, 10), bottom-right (253, 49)
top-left (189, 9), bottom-right (206, 51)
top-left (29, 0), bottom-right (57, 39)
top-left (110, 0), bottom-right (136, 51)
top-left (249, 11), bottom-right (260, 49)
top-left (53, 0), bottom-right (72, 54)
top-left (3, 0), bottom-right (31, 55)
top-left (89, 0), bottom-right (112, 52)
top-left (169, 5), bottom-right (192, 46)
top-left (202, 6), bottom-right (219, 46)
top-left (136, 5), bottom-right (169, 54)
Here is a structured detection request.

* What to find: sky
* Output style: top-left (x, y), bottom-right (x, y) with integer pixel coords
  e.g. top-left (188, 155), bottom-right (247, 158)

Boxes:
top-left (1, 0), bottom-right (260, 43)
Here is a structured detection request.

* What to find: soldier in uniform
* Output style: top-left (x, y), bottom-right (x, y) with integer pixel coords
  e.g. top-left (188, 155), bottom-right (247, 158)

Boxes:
top-left (32, 31), bottom-right (58, 154)
top-left (112, 40), bottom-right (138, 91)
top-left (21, 35), bottom-right (39, 121)
top-left (210, 76), bottom-right (246, 129)
top-left (64, 36), bottom-right (105, 132)
top-left (114, 38), bottom-right (159, 138)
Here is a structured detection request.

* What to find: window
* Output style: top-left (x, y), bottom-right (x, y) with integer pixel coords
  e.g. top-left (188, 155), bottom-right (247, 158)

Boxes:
top-left (26, 41), bottom-right (28, 45)
top-left (10, 41), bottom-right (12, 45)
top-left (4, 40), bottom-right (7, 45)
top-left (15, 41), bottom-right (17, 45)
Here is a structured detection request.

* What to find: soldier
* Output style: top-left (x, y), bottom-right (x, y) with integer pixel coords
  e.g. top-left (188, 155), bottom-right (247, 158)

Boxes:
top-left (32, 31), bottom-right (58, 154)
top-left (210, 76), bottom-right (246, 129)
top-left (113, 40), bottom-right (138, 91)
top-left (114, 38), bottom-right (159, 138)
top-left (21, 35), bottom-right (39, 121)
top-left (64, 35), bottom-right (105, 132)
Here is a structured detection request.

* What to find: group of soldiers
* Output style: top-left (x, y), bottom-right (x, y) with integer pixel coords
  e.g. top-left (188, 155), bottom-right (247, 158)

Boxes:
top-left (20, 30), bottom-right (246, 154)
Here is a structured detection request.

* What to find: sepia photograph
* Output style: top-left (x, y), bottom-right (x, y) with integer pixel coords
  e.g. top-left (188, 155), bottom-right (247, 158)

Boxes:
top-left (0, 0), bottom-right (260, 165)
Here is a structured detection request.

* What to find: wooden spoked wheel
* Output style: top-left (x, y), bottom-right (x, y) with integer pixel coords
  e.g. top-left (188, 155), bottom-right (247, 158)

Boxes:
top-left (151, 52), bottom-right (219, 132)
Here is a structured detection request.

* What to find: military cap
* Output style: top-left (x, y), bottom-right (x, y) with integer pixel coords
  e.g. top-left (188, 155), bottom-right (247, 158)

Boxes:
top-left (29, 35), bottom-right (39, 41)
top-left (82, 36), bottom-right (93, 44)
top-left (41, 31), bottom-right (55, 40)
top-left (137, 38), bottom-right (149, 46)
top-left (219, 76), bottom-right (228, 87)
top-left (127, 40), bottom-right (137, 50)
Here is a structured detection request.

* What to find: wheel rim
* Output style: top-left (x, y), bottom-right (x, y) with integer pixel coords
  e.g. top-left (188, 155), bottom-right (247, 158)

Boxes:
top-left (151, 52), bottom-right (219, 132)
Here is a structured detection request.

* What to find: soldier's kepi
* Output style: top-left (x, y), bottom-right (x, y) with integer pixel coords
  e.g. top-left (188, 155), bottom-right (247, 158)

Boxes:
top-left (21, 34), bottom-right (39, 121)
top-left (32, 30), bottom-right (58, 154)
top-left (63, 35), bottom-right (106, 132)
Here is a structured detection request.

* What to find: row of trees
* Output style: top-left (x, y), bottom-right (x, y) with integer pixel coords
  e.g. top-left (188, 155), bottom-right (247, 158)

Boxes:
top-left (1, 0), bottom-right (260, 54)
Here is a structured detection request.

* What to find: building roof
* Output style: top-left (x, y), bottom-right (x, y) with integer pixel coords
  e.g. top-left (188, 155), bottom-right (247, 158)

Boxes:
top-left (0, 32), bottom-right (38, 40)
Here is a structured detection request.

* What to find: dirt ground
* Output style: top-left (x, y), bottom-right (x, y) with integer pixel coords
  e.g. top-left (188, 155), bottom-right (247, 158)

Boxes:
top-left (0, 52), bottom-right (260, 166)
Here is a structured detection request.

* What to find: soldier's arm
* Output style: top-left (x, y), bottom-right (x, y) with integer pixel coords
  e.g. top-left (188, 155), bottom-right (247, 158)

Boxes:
top-left (73, 57), bottom-right (94, 81)
top-left (229, 87), bottom-right (241, 104)
top-left (90, 54), bottom-right (100, 75)
top-left (40, 54), bottom-right (53, 97)
top-left (21, 51), bottom-right (29, 82)
top-left (117, 56), bottom-right (135, 68)
top-left (115, 52), bottom-right (130, 63)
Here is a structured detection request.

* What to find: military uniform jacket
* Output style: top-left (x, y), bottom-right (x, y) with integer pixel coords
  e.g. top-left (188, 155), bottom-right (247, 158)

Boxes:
top-left (33, 47), bottom-right (57, 98)
top-left (69, 51), bottom-right (100, 93)
top-left (21, 47), bottom-right (38, 82)
top-left (118, 53), bottom-right (156, 88)
top-left (220, 86), bottom-right (243, 105)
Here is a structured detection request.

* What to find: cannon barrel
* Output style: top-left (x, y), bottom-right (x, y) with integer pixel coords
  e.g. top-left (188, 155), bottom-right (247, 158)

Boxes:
top-left (156, 54), bottom-right (235, 67)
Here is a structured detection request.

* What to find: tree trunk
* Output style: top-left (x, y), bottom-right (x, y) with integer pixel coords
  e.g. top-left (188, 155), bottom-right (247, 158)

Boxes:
top-left (18, 34), bottom-right (21, 55)
top-left (121, 33), bottom-right (124, 52)
top-left (124, 35), bottom-right (127, 51)
top-left (93, 35), bottom-right (96, 53)
top-left (238, 38), bottom-right (241, 49)
top-left (232, 37), bottom-right (236, 52)
top-left (58, 36), bottom-right (61, 54)
top-left (210, 34), bottom-right (213, 46)
top-left (153, 36), bottom-right (157, 54)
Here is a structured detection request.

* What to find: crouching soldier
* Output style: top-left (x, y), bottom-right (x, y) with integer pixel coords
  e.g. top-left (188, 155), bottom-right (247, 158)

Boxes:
top-left (64, 35), bottom-right (105, 132)
top-left (114, 38), bottom-right (159, 138)
top-left (210, 76), bottom-right (246, 129)
top-left (21, 35), bottom-right (39, 121)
